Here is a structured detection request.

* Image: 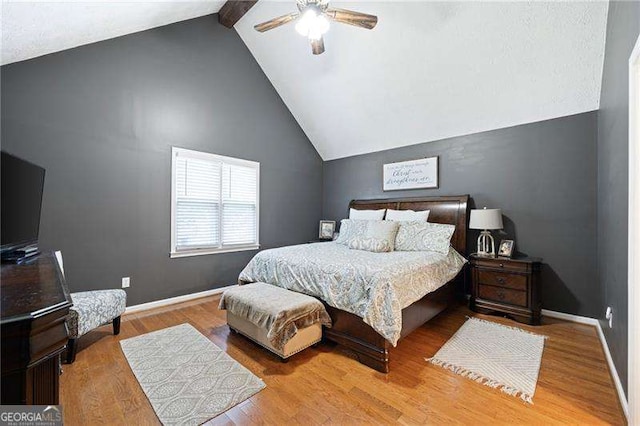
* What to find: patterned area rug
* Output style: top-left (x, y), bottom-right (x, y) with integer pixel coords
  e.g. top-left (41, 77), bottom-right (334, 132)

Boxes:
top-left (121, 323), bottom-right (265, 425)
top-left (427, 317), bottom-right (546, 403)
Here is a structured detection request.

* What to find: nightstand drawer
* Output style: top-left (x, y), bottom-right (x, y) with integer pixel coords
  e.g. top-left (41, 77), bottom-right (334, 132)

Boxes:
top-left (478, 284), bottom-right (527, 307)
top-left (478, 270), bottom-right (527, 291)
top-left (473, 258), bottom-right (529, 273)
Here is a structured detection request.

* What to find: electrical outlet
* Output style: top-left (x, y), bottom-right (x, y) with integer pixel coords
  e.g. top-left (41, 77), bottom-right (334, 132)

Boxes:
top-left (122, 277), bottom-right (130, 288)
top-left (606, 306), bottom-right (613, 328)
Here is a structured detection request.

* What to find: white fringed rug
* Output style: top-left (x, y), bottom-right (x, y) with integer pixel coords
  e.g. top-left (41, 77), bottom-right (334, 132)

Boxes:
top-left (427, 317), bottom-right (546, 403)
top-left (121, 323), bottom-right (265, 425)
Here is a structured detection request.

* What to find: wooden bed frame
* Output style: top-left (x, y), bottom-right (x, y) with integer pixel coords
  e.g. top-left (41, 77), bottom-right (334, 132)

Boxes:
top-left (323, 195), bottom-right (470, 373)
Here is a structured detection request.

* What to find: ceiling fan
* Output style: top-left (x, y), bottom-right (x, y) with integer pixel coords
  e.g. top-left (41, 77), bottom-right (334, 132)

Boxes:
top-left (253, 0), bottom-right (378, 55)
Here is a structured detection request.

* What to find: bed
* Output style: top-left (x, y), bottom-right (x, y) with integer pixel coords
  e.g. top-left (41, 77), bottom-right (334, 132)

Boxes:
top-left (239, 195), bottom-right (470, 372)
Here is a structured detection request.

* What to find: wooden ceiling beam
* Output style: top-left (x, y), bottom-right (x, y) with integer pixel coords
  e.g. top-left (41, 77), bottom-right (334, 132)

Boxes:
top-left (218, 1), bottom-right (259, 28)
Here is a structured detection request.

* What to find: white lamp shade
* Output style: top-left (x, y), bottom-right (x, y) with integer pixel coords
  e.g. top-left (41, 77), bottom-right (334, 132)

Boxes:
top-left (469, 208), bottom-right (503, 230)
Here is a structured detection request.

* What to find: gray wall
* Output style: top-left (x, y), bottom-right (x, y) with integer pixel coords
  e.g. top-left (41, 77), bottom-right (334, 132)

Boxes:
top-left (1, 15), bottom-right (323, 305)
top-left (597, 0), bottom-right (640, 395)
top-left (323, 112), bottom-right (599, 317)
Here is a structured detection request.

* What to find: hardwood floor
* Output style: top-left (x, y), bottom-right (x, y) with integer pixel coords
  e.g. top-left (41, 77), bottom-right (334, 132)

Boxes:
top-left (60, 295), bottom-right (626, 425)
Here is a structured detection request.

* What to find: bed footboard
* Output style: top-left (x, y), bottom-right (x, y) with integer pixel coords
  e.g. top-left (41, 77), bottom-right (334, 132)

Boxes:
top-left (323, 307), bottom-right (391, 373)
top-left (323, 278), bottom-right (460, 373)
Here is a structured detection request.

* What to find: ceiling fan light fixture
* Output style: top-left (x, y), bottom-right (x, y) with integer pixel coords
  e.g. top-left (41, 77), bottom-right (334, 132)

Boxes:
top-left (308, 28), bottom-right (322, 41)
top-left (295, 9), bottom-right (316, 36)
top-left (253, 1), bottom-right (377, 55)
top-left (295, 8), bottom-right (329, 39)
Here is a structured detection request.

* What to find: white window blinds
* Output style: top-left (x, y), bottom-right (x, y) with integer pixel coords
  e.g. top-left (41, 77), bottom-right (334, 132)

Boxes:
top-left (171, 147), bottom-right (259, 257)
top-left (222, 164), bottom-right (258, 245)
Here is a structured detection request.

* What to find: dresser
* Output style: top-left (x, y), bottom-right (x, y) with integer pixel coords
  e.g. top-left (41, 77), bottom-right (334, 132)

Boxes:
top-left (469, 254), bottom-right (542, 325)
top-left (1, 253), bottom-right (72, 404)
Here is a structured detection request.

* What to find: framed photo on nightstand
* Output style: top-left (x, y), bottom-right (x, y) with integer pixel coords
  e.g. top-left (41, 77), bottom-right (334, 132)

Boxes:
top-left (319, 220), bottom-right (336, 240)
top-left (498, 239), bottom-right (515, 258)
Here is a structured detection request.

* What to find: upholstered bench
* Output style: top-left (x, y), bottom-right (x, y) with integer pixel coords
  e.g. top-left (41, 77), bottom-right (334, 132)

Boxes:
top-left (219, 283), bottom-right (331, 359)
top-left (65, 289), bottom-right (127, 363)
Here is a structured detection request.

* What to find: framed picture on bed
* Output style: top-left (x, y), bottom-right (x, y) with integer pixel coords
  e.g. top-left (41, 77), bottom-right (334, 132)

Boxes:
top-left (319, 220), bottom-right (336, 240)
top-left (383, 156), bottom-right (439, 191)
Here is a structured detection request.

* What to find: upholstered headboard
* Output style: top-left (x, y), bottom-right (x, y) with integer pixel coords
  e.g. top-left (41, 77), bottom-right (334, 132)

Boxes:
top-left (348, 195), bottom-right (470, 255)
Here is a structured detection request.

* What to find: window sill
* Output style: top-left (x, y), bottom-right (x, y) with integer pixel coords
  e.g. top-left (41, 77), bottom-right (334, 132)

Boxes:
top-left (170, 245), bottom-right (260, 258)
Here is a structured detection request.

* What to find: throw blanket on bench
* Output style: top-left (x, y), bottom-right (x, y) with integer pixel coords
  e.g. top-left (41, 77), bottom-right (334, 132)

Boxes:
top-left (219, 283), bottom-right (332, 350)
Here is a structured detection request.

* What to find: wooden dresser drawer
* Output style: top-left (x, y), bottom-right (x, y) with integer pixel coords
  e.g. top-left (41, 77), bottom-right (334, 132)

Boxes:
top-left (473, 258), bottom-right (530, 273)
top-left (478, 284), bottom-right (527, 307)
top-left (478, 270), bottom-right (527, 291)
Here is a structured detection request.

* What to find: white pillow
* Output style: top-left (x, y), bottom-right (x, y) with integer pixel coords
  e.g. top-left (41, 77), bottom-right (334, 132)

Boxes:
top-left (349, 208), bottom-right (386, 220)
top-left (394, 221), bottom-right (455, 254)
top-left (385, 209), bottom-right (430, 222)
top-left (336, 219), bottom-right (399, 252)
top-left (335, 219), bottom-right (367, 245)
top-left (348, 237), bottom-right (392, 253)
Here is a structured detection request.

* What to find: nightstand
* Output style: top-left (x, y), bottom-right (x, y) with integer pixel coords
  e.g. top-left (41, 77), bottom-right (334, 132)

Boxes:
top-left (469, 254), bottom-right (542, 325)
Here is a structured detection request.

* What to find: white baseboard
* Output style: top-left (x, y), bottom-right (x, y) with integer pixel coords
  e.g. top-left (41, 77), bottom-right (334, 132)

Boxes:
top-left (543, 309), bottom-right (629, 421)
top-left (124, 284), bottom-right (237, 314)
top-left (594, 320), bottom-right (629, 421)
top-left (541, 309), bottom-right (599, 326)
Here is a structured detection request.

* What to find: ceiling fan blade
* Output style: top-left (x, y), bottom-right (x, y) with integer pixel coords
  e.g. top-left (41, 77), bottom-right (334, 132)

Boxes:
top-left (311, 37), bottom-right (325, 55)
top-left (254, 12), bottom-right (299, 32)
top-left (326, 8), bottom-right (378, 30)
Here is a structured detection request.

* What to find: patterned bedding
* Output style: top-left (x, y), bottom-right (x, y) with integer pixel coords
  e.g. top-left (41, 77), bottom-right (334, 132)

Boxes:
top-left (238, 242), bottom-right (467, 346)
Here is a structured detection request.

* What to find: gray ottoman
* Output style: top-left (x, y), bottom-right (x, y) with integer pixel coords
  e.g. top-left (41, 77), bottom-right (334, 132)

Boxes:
top-left (65, 289), bottom-right (127, 363)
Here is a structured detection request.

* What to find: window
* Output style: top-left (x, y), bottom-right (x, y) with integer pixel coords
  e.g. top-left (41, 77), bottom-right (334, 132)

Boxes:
top-left (170, 147), bottom-right (259, 257)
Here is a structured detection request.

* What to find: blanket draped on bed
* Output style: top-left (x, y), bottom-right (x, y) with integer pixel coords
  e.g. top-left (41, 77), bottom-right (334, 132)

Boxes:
top-left (238, 242), bottom-right (466, 346)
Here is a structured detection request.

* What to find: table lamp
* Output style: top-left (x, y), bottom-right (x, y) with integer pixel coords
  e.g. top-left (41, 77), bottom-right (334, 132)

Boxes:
top-left (469, 207), bottom-right (503, 257)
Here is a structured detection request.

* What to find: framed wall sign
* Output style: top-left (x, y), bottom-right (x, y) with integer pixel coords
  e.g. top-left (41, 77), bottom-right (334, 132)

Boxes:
top-left (383, 156), bottom-right (439, 191)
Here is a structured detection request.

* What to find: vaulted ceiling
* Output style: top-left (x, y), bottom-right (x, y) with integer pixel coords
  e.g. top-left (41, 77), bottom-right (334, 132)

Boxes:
top-left (236, 1), bottom-right (608, 160)
top-left (2, 1), bottom-right (609, 160)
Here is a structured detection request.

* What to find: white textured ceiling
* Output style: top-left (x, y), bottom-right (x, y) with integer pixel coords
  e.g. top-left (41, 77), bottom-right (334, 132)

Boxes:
top-left (1, 1), bottom-right (225, 65)
top-left (235, 1), bottom-right (609, 160)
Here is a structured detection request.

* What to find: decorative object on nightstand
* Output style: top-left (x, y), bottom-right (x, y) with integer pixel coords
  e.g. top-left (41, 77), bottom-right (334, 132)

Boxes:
top-left (469, 254), bottom-right (542, 325)
top-left (318, 220), bottom-right (336, 240)
top-left (469, 207), bottom-right (503, 257)
top-left (498, 239), bottom-right (515, 258)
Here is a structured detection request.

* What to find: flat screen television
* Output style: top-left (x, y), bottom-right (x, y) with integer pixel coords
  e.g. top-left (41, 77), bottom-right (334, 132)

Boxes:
top-left (1, 151), bottom-right (46, 252)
